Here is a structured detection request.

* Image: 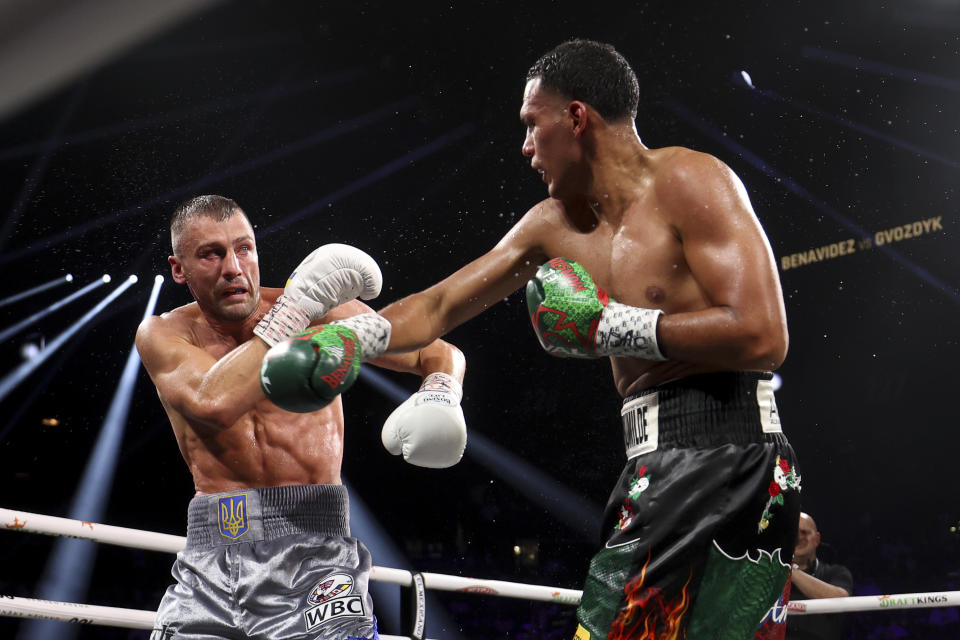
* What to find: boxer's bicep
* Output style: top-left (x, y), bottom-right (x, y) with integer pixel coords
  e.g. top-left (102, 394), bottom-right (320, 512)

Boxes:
top-left (653, 151), bottom-right (787, 368)
top-left (663, 153), bottom-right (783, 324)
top-left (136, 318), bottom-right (218, 419)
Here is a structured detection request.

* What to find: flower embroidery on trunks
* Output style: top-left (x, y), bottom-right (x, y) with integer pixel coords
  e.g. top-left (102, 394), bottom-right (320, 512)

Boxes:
top-left (758, 455), bottom-right (800, 532)
top-left (615, 465), bottom-right (652, 531)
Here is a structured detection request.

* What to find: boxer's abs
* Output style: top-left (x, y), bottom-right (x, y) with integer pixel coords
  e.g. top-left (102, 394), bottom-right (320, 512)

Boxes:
top-left (174, 412), bottom-right (346, 495)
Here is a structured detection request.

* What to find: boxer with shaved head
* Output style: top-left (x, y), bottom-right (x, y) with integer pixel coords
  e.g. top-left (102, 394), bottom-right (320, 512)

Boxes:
top-left (137, 194), bottom-right (467, 640)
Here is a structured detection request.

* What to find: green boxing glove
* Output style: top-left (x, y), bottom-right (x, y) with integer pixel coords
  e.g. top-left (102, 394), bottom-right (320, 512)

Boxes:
top-left (525, 258), bottom-right (666, 361)
top-left (259, 324), bottom-right (363, 413)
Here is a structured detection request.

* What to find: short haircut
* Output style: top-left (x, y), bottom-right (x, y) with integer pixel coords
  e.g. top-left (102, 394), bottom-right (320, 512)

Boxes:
top-left (526, 39), bottom-right (639, 122)
top-left (170, 195), bottom-right (243, 257)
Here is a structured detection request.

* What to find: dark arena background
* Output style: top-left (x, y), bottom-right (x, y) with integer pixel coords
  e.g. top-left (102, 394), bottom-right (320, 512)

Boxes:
top-left (1, 1), bottom-right (957, 638)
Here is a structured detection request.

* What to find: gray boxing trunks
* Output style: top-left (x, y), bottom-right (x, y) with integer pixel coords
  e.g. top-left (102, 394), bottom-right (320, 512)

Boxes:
top-left (151, 484), bottom-right (378, 640)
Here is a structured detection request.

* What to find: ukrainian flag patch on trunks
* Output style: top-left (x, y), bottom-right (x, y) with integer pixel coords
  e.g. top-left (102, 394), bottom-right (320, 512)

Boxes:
top-left (218, 494), bottom-right (249, 539)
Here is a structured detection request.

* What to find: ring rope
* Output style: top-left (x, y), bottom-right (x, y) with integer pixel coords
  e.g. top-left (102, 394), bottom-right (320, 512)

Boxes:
top-left (0, 595), bottom-right (422, 640)
top-left (0, 507), bottom-right (184, 553)
top-left (787, 591), bottom-right (960, 615)
top-left (0, 596), bottom-right (155, 630)
top-left (1, 507), bottom-right (580, 604)
top-left (3, 506), bottom-right (958, 636)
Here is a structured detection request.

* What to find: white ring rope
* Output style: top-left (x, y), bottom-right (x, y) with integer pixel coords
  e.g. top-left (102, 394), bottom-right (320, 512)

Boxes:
top-left (0, 596), bottom-right (418, 640)
top-left (0, 507), bottom-right (579, 604)
top-left (788, 591), bottom-right (960, 615)
top-left (0, 596), bottom-right (155, 630)
top-left (2, 506), bottom-right (958, 634)
top-left (0, 507), bottom-right (184, 553)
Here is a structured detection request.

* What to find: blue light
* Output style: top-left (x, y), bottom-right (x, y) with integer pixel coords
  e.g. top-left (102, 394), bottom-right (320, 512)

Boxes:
top-left (18, 275), bottom-right (163, 640)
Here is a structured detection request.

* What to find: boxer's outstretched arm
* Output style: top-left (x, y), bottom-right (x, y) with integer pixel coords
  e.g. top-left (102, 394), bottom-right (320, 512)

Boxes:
top-left (378, 217), bottom-right (547, 354)
top-left (256, 274), bottom-right (468, 467)
top-left (327, 300), bottom-right (466, 384)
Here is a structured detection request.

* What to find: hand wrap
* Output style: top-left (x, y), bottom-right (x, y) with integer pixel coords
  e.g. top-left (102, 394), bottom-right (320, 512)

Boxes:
top-left (526, 258), bottom-right (666, 361)
top-left (254, 243), bottom-right (382, 346)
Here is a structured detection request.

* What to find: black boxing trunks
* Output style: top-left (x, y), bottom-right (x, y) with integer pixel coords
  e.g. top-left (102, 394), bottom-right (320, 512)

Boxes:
top-left (151, 484), bottom-right (378, 640)
top-left (575, 372), bottom-right (801, 640)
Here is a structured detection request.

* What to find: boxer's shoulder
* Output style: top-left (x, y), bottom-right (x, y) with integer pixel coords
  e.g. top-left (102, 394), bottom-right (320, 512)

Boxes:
top-left (137, 302), bottom-right (211, 350)
top-left (144, 303), bottom-right (198, 334)
top-left (648, 147), bottom-right (747, 215)
top-left (512, 197), bottom-right (581, 246)
top-left (646, 144), bottom-right (714, 172)
top-left (522, 197), bottom-right (568, 226)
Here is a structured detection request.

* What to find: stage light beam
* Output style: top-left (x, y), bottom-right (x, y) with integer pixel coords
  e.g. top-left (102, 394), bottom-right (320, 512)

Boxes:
top-left (0, 275), bottom-right (134, 403)
top-left (752, 87), bottom-right (960, 170)
top-left (802, 45), bottom-right (960, 93)
top-left (357, 367), bottom-right (603, 541)
top-left (0, 275), bottom-right (110, 344)
top-left (262, 123), bottom-right (476, 237)
top-left (344, 483), bottom-right (464, 639)
top-left (0, 70), bottom-right (366, 164)
top-left (18, 275), bottom-right (163, 640)
top-left (665, 99), bottom-right (959, 305)
top-left (0, 98), bottom-right (420, 267)
top-left (0, 274), bottom-right (73, 309)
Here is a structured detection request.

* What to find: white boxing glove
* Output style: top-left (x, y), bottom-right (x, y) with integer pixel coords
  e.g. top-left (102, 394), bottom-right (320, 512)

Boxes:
top-left (254, 243), bottom-right (382, 346)
top-left (382, 372), bottom-right (467, 468)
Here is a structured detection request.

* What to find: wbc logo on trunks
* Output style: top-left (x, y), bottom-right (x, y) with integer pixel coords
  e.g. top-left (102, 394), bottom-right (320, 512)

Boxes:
top-left (304, 572), bottom-right (365, 632)
top-left (308, 573), bottom-right (354, 604)
top-left (218, 494), bottom-right (249, 539)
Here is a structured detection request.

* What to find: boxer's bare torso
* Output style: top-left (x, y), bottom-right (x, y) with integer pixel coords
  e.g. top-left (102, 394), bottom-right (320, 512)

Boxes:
top-left (378, 76), bottom-right (786, 394)
top-left (138, 288), bottom-right (367, 495)
top-left (382, 146), bottom-right (787, 396)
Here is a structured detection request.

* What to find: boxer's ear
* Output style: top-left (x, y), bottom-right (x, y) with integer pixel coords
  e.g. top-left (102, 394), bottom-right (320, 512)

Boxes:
top-left (568, 100), bottom-right (589, 138)
top-left (169, 256), bottom-right (187, 284)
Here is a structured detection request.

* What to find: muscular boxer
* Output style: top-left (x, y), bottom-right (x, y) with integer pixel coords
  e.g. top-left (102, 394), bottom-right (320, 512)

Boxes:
top-left (136, 195), bottom-right (466, 640)
top-left (266, 40), bottom-right (802, 639)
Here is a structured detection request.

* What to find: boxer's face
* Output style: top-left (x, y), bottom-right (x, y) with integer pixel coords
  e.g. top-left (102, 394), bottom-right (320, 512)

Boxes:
top-left (520, 78), bottom-right (583, 199)
top-left (170, 212), bottom-right (261, 322)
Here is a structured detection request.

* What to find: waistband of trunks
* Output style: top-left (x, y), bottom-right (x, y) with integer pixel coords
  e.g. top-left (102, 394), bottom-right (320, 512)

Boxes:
top-left (621, 371), bottom-right (784, 454)
top-left (185, 483), bottom-right (349, 548)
